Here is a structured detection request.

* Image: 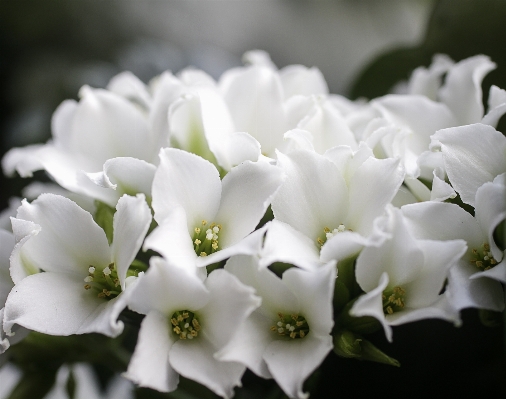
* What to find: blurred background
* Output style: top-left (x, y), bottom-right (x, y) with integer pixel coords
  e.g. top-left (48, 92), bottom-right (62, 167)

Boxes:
top-left (1, 0), bottom-right (505, 397)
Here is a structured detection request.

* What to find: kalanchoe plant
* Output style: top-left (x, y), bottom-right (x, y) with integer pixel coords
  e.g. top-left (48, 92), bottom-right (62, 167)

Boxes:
top-left (0, 50), bottom-right (505, 399)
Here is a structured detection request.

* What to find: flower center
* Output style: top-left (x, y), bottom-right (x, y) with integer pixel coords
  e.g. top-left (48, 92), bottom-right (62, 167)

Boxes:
top-left (470, 243), bottom-right (498, 271)
top-left (170, 310), bottom-right (201, 340)
top-left (83, 263), bottom-right (121, 300)
top-left (270, 312), bottom-right (309, 339)
top-left (382, 286), bottom-right (406, 315)
top-left (192, 220), bottom-right (222, 257)
top-left (317, 224), bottom-right (348, 247)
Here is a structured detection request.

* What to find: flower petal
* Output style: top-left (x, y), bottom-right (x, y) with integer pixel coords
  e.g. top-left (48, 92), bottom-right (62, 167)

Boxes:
top-left (199, 269), bottom-right (260, 350)
top-left (264, 334), bottom-right (332, 399)
top-left (124, 310), bottom-right (178, 393)
top-left (152, 148), bottom-right (221, 228)
top-left (4, 272), bottom-right (124, 337)
top-left (13, 194), bottom-right (111, 276)
top-left (169, 338), bottom-right (246, 399)
top-left (215, 160), bottom-right (284, 248)
top-left (439, 55), bottom-right (495, 125)
top-left (431, 123), bottom-right (506, 206)
top-left (111, 194), bottom-right (152, 289)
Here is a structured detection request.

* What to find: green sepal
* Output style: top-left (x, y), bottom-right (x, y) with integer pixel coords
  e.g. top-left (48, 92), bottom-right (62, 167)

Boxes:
top-left (94, 201), bottom-right (115, 245)
top-left (336, 299), bottom-right (381, 334)
top-left (479, 309), bottom-right (503, 327)
top-left (333, 279), bottom-right (350, 315)
top-left (333, 329), bottom-right (400, 367)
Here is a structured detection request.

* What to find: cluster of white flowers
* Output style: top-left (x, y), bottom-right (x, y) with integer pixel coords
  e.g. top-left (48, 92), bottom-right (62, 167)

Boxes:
top-left (0, 50), bottom-right (505, 399)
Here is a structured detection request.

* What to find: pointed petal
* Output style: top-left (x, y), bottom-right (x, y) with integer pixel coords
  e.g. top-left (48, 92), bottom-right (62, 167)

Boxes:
top-left (13, 194), bottom-right (111, 276)
top-left (111, 194), bottom-right (152, 289)
top-left (475, 176), bottom-right (506, 261)
top-left (431, 123), bottom-right (506, 206)
top-left (1, 144), bottom-right (45, 178)
top-left (439, 55), bottom-right (495, 124)
top-left (0, 230), bottom-right (15, 305)
top-left (215, 312), bottom-right (273, 379)
top-left (220, 65), bottom-right (287, 157)
top-left (124, 310), bottom-right (178, 392)
top-left (350, 272), bottom-right (392, 341)
top-left (282, 263), bottom-right (335, 335)
top-left (260, 220), bottom-right (321, 271)
top-left (169, 338), bottom-right (246, 399)
top-left (272, 150), bottom-right (348, 243)
top-left (482, 85), bottom-right (506, 128)
top-left (3, 272), bottom-right (124, 337)
top-left (143, 207), bottom-right (198, 274)
top-left (86, 157), bottom-right (156, 198)
top-left (347, 156), bottom-right (404, 235)
top-left (210, 132), bottom-right (261, 171)
top-left (107, 71), bottom-right (151, 109)
top-left (264, 334), bottom-right (333, 399)
top-left (447, 261), bottom-right (504, 311)
top-left (152, 148), bottom-right (221, 228)
top-left (404, 239), bottom-right (466, 308)
top-left (127, 257), bottom-right (209, 317)
top-left (215, 160), bottom-right (284, 248)
top-left (199, 269), bottom-right (260, 350)
top-left (280, 65), bottom-right (328, 99)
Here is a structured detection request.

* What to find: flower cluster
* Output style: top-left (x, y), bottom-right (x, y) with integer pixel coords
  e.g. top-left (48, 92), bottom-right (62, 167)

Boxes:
top-left (1, 50), bottom-right (505, 398)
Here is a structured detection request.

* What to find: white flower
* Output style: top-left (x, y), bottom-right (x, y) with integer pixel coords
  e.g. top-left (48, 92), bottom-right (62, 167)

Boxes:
top-left (3, 193), bottom-right (151, 337)
top-left (2, 85), bottom-right (158, 206)
top-left (430, 123), bottom-right (506, 207)
top-left (350, 206), bottom-right (467, 341)
top-left (219, 255), bottom-right (335, 399)
top-left (271, 146), bottom-right (403, 263)
top-left (124, 257), bottom-right (260, 398)
top-left (401, 173), bottom-right (506, 310)
top-left (144, 148), bottom-right (284, 273)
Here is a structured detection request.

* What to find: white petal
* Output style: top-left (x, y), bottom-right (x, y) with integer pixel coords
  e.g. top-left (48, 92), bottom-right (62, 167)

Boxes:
top-left (404, 239), bottom-right (466, 308)
top-left (127, 257), bottom-right (209, 317)
top-left (260, 220), bottom-right (321, 271)
top-left (107, 71), bottom-right (151, 109)
top-left (70, 86), bottom-right (155, 164)
top-left (124, 310), bottom-right (177, 392)
top-left (431, 123), bottom-right (506, 206)
top-left (13, 194), bottom-right (111, 276)
top-left (475, 176), bottom-right (506, 261)
top-left (111, 194), bottom-right (152, 289)
top-left (215, 160), bottom-right (284, 248)
top-left (281, 129), bottom-right (315, 154)
top-left (439, 55), bottom-right (495, 125)
top-left (264, 334), bottom-right (333, 399)
top-left (86, 157), bottom-right (156, 198)
top-left (430, 168), bottom-right (456, 202)
top-left (1, 144), bottom-right (45, 178)
top-left (169, 338), bottom-right (246, 399)
top-left (447, 261), bottom-right (504, 311)
top-left (220, 65), bottom-right (287, 157)
top-left (3, 272), bottom-right (124, 337)
top-left (350, 272), bottom-right (392, 341)
top-left (282, 262), bottom-right (335, 335)
top-left (152, 148), bottom-right (221, 228)
top-left (347, 156), bottom-right (404, 235)
top-left (482, 85), bottom-right (506, 128)
top-left (199, 269), bottom-right (260, 350)
top-left (211, 132), bottom-right (261, 171)
top-left (473, 256), bottom-right (506, 284)
top-left (143, 207), bottom-right (198, 274)
top-left (215, 312), bottom-right (273, 379)
top-left (0, 363), bottom-right (22, 397)
top-left (0, 231), bottom-right (15, 306)
top-left (272, 150), bottom-right (348, 243)
top-left (280, 65), bottom-right (328, 99)
top-left (225, 255), bottom-right (299, 317)
top-left (407, 54), bottom-right (454, 100)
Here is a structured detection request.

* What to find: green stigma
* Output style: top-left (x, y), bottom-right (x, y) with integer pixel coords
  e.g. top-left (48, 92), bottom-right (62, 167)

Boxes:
top-left (192, 220), bottom-right (222, 257)
top-left (270, 312), bottom-right (309, 339)
top-left (170, 310), bottom-right (201, 340)
top-left (382, 286), bottom-right (406, 315)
